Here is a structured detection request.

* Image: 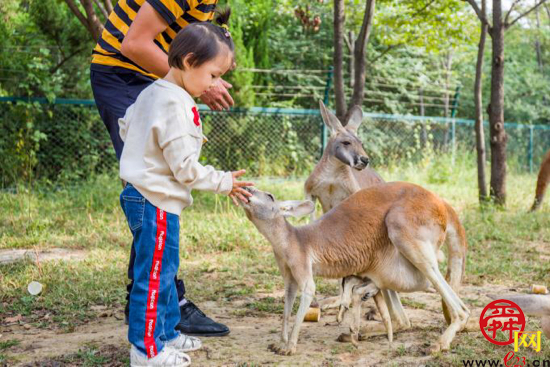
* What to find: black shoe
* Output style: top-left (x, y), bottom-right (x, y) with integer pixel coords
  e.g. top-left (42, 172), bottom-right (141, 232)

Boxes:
top-left (175, 301), bottom-right (230, 337)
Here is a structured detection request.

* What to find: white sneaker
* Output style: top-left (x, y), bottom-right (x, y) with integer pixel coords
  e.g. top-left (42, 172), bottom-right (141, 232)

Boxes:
top-left (165, 333), bottom-right (202, 352)
top-left (130, 345), bottom-right (191, 367)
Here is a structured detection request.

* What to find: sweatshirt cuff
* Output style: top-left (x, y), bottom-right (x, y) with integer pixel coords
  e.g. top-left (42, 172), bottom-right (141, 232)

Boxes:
top-left (218, 172), bottom-right (233, 195)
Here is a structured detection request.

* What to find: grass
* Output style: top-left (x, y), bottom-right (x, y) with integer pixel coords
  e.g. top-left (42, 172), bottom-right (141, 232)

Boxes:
top-left (0, 151), bottom-right (549, 365)
top-left (17, 344), bottom-right (129, 366)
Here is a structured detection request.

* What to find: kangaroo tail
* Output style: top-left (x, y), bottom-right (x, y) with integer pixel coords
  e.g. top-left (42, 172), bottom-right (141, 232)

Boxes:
top-left (531, 150), bottom-right (550, 212)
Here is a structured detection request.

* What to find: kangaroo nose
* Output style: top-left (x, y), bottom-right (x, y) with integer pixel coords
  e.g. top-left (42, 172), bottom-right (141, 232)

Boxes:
top-left (360, 156), bottom-right (370, 166)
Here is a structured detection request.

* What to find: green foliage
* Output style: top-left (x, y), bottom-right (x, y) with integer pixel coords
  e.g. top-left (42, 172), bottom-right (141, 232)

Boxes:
top-left (0, 102), bottom-right (116, 187)
top-left (225, 0), bottom-right (256, 107)
top-left (0, 102), bottom-right (47, 186)
top-left (0, 0), bottom-right (94, 99)
top-left (374, 0), bottom-right (475, 52)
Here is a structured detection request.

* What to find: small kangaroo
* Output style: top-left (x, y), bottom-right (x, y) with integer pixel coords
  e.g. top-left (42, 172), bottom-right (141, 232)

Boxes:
top-left (239, 184), bottom-right (469, 355)
top-left (530, 150), bottom-right (550, 211)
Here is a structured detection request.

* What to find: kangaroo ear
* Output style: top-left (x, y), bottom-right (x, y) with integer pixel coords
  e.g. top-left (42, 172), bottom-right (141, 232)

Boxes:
top-left (279, 200), bottom-right (315, 218)
top-left (319, 100), bottom-right (344, 135)
top-left (344, 105), bottom-right (363, 134)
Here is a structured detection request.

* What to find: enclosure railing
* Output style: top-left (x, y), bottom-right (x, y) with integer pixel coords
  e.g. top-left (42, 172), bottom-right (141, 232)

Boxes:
top-left (1, 97), bottom-right (549, 188)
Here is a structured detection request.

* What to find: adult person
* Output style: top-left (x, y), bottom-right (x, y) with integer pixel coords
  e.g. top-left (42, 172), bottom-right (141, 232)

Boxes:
top-left (90, 0), bottom-right (233, 337)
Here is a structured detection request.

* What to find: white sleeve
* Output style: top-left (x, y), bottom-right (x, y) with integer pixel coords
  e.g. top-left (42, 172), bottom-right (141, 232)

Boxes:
top-left (162, 135), bottom-right (233, 194)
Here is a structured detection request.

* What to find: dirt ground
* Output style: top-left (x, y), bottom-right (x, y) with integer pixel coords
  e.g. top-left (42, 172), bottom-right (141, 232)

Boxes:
top-left (1, 284), bottom-right (504, 367)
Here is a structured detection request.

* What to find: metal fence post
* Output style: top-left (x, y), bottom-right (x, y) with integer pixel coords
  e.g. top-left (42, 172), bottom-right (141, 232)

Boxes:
top-left (321, 66), bottom-right (333, 157)
top-left (528, 125), bottom-right (534, 173)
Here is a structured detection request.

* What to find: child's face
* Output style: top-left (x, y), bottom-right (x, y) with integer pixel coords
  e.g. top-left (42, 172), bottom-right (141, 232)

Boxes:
top-left (182, 49), bottom-right (234, 97)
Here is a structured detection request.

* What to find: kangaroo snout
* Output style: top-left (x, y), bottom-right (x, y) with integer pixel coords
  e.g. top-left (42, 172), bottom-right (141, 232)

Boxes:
top-left (354, 156), bottom-right (370, 170)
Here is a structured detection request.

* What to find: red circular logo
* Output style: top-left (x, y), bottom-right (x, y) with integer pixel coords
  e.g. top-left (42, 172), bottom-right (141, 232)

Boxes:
top-left (479, 299), bottom-right (526, 345)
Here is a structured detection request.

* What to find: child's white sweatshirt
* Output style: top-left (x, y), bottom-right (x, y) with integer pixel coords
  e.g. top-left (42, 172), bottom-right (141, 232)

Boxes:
top-left (119, 79), bottom-right (233, 215)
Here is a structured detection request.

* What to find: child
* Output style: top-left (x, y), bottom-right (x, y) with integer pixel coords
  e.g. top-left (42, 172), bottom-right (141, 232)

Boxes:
top-left (118, 9), bottom-right (252, 367)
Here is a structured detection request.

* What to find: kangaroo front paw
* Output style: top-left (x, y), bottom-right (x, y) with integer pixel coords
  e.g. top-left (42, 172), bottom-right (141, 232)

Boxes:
top-left (268, 343), bottom-right (296, 356)
top-left (337, 306), bottom-right (348, 324)
top-left (351, 333), bottom-right (359, 348)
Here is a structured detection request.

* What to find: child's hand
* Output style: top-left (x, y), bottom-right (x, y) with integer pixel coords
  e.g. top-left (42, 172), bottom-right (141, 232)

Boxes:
top-left (229, 169), bottom-right (254, 206)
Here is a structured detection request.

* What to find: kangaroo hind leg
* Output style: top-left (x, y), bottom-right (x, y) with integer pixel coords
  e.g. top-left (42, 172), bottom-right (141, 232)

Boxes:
top-left (386, 212), bottom-right (469, 352)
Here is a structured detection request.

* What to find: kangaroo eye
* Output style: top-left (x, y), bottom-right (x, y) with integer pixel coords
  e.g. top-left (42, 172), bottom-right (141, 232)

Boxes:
top-left (342, 141), bottom-right (351, 146)
top-left (267, 194), bottom-right (274, 201)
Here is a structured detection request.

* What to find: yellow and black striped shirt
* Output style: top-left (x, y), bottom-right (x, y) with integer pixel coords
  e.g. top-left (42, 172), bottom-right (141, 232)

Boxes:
top-left (91, 0), bottom-right (218, 79)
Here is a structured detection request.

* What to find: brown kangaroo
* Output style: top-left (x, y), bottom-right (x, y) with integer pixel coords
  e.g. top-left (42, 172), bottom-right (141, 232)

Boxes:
top-left (239, 184), bottom-right (469, 355)
top-left (305, 101), bottom-right (409, 337)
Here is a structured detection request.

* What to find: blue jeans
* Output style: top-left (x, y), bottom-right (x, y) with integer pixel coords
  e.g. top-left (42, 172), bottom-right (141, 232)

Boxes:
top-left (120, 184), bottom-right (181, 358)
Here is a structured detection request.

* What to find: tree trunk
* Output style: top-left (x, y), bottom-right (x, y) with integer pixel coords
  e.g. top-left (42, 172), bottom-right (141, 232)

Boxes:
top-left (333, 0), bottom-right (347, 120)
top-left (332, 0), bottom-right (376, 123)
top-left (443, 52), bottom-right (453, 118)
top-left (419, 88), bottom-right (428, 146)
top-left (103, 0), bottom-right (113, 15)
top-left (348, 31), bottom-right (355, 88)
top-left (535, 8), bottom-right (544, 73)
top-left (63, 0), bottom-right (104, 42)
top-left (80, 0), bottom-right (104, 41)
top-left (474, 0), bottom-right (488, 202)
top-left (442, 51), bottom-right (453, 149)
top-left (346, 0), bottom-right (375, 123)
top-left (489, 0), bottom-right (508, 205)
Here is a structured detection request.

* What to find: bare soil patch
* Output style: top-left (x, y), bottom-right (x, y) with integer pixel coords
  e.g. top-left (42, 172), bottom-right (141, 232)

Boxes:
top-left (0, 248), bottom-right (87, 265)
top-left (1, 284), bottom-right (514, 366)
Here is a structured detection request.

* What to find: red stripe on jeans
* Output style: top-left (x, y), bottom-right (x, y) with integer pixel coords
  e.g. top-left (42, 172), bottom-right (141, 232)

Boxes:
top-left (144, 208), bottom-right (167, 359)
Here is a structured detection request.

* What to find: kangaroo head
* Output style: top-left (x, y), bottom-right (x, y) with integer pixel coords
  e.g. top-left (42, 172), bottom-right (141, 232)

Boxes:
top-left (319, 101), bottom-right (370, 170)
top-left (240, 187), bottom-right (315, 221)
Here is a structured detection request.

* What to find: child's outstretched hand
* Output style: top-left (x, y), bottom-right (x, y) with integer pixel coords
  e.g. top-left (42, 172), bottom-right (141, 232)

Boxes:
top-left (229, 169), bottom-right (254, 206)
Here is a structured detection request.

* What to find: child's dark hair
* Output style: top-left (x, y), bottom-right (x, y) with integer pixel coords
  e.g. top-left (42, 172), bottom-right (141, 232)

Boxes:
top-left (168, 8), bottom-right (235, 70)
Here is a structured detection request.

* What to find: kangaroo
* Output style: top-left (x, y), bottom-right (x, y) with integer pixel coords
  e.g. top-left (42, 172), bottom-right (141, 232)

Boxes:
top-left (489, 294), bottom-right (550, 338)
top-left (239, 184), bottom-right (469, 355)
top-left (305, 101), bottom-right (410, 336)
top-left (530, 150), bottom-right (550, 211)
top-left (304, 101), bottom-right (383, 215)
top-left (334, 276), bottom-right (393, 346)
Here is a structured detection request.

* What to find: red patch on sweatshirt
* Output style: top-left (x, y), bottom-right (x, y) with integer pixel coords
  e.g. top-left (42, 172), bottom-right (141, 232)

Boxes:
top-left (192, 107), bottom-right (200, 127)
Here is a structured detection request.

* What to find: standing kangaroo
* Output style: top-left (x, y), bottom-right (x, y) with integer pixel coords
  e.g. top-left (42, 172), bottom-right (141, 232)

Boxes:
top-left (239, 184), bottom-right (469, 355)
top-left (530, 150), bottom-right (550, 211)
top-left (305, 101), bottom-right (410, 334)
top-left (304, 101), bottom-right (383, 215)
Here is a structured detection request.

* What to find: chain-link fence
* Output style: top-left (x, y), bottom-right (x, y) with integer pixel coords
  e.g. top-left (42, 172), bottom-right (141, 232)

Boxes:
top-left (1, 97), bottom-right (550, 188)
top-left (358, 114), bottom-right (550, 171)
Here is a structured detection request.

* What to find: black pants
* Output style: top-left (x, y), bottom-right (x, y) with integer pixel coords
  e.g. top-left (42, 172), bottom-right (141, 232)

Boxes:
top-left (90, 66), bottom-right (186, 302)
